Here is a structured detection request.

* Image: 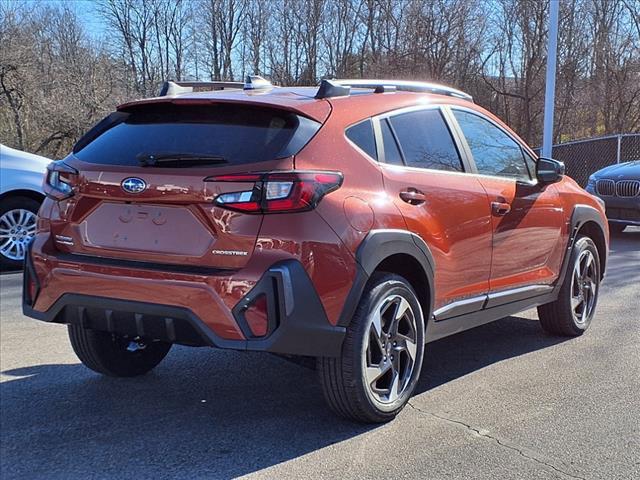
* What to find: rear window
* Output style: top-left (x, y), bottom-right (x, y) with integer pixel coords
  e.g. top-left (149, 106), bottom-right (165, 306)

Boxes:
top-left (73, 104), bottom-right (320, 167)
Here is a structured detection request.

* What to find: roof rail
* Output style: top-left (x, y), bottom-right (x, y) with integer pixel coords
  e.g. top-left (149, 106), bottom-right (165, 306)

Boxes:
top-left (315, 79), bottom-right (473, 102)
top-left (158, 75), bottom-right (273, 97)
top-left (159, 80), bottom-right (243, 96)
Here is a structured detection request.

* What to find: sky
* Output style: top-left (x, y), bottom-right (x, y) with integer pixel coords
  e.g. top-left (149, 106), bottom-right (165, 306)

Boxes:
top-left (23, 0), bottom-right (107, 38)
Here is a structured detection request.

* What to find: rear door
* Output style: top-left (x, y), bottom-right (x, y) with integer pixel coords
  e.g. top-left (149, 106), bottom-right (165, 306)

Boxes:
top-left (50, 103), bottom-right (321, 269)
top-left (450, 108), bottom-right (564, 293)
top-left (376, 106), bottom-right (493, 314)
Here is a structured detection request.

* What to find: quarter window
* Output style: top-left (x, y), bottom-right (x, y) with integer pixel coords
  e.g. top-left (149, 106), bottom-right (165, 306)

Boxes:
top-left (453, 110), bottom-right (531, 180)
top-left (345, 119), bottom-right (377, 160)
top-left (389, 109), bottom-right (463, 172)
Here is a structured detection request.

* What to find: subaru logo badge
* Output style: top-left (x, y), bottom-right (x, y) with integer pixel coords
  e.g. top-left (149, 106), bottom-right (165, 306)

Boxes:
top-left (121, 177), bottom-right (147, 194)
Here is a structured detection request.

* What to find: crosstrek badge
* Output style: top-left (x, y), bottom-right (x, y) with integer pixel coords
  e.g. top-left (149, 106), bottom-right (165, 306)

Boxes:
top-left (211, 249), bottom-right (249, 256)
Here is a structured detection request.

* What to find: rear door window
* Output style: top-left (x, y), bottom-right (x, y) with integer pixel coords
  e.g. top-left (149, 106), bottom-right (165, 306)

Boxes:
top-left (389, 109), bottom-right (463, 172)
top-left (380, 119), bottom-right (404, 166)
top-left (346, 119), bottom-right (377, 160)
top-left (73, 104), bottom-right (320, 167)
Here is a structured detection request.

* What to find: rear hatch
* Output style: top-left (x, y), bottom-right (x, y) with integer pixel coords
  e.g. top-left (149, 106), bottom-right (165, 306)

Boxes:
top-left (51, 101), bottom-right (324, 269)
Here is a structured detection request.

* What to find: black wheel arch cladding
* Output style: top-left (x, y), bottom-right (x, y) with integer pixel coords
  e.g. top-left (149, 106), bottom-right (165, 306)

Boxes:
top-left (337, 229), bottom-right (435, 327)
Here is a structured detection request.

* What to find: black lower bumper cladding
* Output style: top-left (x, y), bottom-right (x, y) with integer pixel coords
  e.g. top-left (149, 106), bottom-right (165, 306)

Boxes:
top-left (22, 255), bottom-right (345, 357)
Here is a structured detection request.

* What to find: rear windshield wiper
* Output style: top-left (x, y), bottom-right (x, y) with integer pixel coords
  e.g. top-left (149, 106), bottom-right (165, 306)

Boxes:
top-left (136, 152), bottom-right (228, 167)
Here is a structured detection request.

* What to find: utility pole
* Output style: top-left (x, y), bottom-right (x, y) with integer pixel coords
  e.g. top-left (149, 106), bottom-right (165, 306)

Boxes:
top-left (542, 0), bottom-right (559, 158)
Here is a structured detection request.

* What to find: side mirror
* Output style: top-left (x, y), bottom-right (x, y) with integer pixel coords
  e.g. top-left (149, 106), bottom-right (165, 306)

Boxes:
top-left (536, 157), bottom-right (565, 184)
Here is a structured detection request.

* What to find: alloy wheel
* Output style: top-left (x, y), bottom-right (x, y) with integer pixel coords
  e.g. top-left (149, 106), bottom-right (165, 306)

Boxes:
top-left (570, 249), bottom-right (598, 324)
top-left (362, 294), bottom-right (419, 404)
top-left (0, 209), bottom-right (37, 261)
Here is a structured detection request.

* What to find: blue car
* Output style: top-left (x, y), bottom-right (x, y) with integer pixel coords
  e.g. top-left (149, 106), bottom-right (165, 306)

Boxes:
top-left (586, 160), bottom-right (640, 233)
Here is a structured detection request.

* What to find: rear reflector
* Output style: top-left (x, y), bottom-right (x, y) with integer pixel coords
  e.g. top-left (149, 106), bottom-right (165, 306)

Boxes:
top-left (244, 294), bottom-right (269, 337)
top-left (23, 244), bottom-right (40, 306)
top-left (206, 170), bottom-right (343, 214)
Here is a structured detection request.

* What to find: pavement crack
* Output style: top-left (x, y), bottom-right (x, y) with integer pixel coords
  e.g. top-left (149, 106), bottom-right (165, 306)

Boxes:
top-left (407, 402), bottom-right (587, 480)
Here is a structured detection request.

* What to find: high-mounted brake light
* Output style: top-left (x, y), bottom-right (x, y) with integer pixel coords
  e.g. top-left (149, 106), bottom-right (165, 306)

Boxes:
top-left (44, 161), bottom-right (78, 200)
top-left (206, 171), bottom-right (343, 214)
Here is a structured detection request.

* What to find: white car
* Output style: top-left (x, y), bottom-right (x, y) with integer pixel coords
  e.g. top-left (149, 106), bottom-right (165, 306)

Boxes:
top-left (0, 144), bottom-right (50, 269)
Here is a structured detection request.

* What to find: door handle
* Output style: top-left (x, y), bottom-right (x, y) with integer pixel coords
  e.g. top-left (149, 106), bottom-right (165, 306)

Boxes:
top-left (399, 189), bottom-right (426, 205)
top-left (491, 201), bottom-right (511, 216)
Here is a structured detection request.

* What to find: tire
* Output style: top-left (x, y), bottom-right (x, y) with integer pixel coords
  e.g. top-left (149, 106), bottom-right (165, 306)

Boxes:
top-left (538, 235), bottom-right (601, 336)
top-left (68, 325), bottom-right (172, 377)
top-left (0, 196), bottom-right (41, 271)
top-left (318, 273), bottom-right (426, 423)
top-left (608, 222), bottom-right (626, 234)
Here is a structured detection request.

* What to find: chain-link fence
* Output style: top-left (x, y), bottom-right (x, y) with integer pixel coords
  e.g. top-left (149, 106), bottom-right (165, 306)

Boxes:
top-left (534, 134), bottom-right (640, 187)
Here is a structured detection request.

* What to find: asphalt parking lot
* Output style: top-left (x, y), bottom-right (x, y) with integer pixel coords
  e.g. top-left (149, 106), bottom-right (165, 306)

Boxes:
top-left (1, 229), bottom-right (638, 480)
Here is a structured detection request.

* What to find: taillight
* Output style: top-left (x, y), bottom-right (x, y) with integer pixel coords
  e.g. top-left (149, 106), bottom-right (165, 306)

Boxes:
top-left (206, 171), bottom-right (343, 214)
top-left (44, 161), bottom-right (78, 200)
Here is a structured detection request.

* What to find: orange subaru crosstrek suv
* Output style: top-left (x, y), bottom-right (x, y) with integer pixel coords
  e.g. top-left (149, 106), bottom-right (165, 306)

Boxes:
top-left (23, 77), bottom-right (608, 423)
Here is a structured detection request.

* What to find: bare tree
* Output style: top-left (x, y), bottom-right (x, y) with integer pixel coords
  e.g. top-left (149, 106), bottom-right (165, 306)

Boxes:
top-left (0, 2), bottom-right (127, 157)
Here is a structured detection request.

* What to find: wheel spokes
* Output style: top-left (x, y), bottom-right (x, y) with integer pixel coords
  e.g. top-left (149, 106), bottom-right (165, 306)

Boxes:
top-left (570, 250), bottom-right (598, 324)
top-left (370, 308), bottom-right (385, 342)
top-left (366, 361), bottom-right (392, 386)
top-left (583, 253), bottom-right (594, 279)
top-left (394, 298), bottom-right (411, 321)
top-left (16, 209), bottom-right (26, 227)
top-left (0, 209), bottom-right (37, 261)
top-left (388, 371), bottom-right (401, 402)
top-left (364, 293), bottom-right (419, 405)
top-left (3, 212), bottom-right (17, 227)
top-left (571, 294), bottom-right (583, 313)
top-left (395, 335), bottom-right (417, 363)
top-left (573, 268), bottom-right (581, 292)
top-left (16, 242), bottom-right (25, 260)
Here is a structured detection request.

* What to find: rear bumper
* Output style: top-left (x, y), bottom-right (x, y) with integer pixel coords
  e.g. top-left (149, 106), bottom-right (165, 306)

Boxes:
top-left (22, 238), bottom-right (345, 357)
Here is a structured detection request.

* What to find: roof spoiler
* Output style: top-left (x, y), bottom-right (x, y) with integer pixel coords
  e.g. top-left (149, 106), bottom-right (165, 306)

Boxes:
top-left (315, 79), bottom-right (473, 102)
top-left (158, 75), bottom-right (273, 97)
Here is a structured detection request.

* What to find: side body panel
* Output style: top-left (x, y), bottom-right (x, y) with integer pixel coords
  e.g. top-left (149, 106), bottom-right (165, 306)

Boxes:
top-left (380, 166), bottom-right (492, 310)
top-left (475, 178), bottom-right (565, 290)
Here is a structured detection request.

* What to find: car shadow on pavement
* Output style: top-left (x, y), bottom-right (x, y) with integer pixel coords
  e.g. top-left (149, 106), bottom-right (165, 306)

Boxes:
top-left (416, 315), bottom-right (568, 394)
top-left (1, 313), bottom-right (571, 479)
